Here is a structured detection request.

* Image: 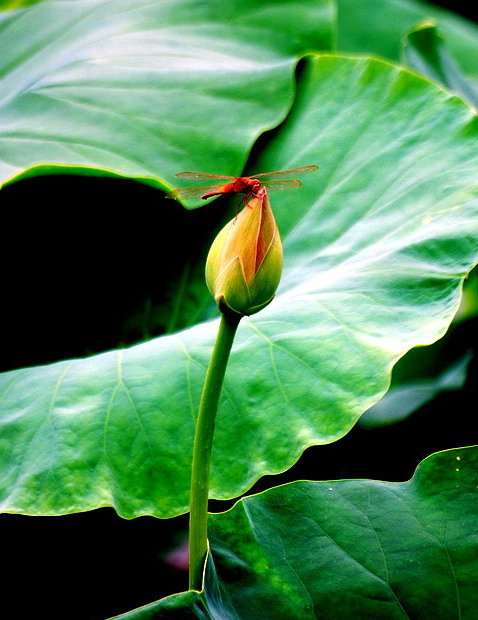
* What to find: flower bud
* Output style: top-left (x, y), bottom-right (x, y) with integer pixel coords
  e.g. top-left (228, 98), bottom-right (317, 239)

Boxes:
top-left (205, 188), bottom-right (283, 317)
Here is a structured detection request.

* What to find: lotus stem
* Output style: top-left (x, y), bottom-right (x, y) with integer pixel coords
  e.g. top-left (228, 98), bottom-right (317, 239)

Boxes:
top-left (188, 311), bottom-right (241, 591)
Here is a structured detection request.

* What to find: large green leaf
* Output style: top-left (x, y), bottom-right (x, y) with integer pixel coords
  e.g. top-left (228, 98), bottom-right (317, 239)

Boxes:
top-left (337, 0), bottom-right (478, 80)
top-left (403, 23), bottom-right (478, 109)
top-left (0, 0), bottom-right (333, 191)
top-left (1, 55), bottom-right (478, 519)
top-left (113, 446), bottom-right (478, 619)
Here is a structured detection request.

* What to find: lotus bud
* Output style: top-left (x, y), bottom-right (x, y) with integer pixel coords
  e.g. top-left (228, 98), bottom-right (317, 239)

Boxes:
top-left (205, 188), bottom-right (283, 317)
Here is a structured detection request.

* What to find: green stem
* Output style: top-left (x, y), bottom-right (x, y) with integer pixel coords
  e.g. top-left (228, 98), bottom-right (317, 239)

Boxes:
top-left (189, 311), bottom-right (241, 591)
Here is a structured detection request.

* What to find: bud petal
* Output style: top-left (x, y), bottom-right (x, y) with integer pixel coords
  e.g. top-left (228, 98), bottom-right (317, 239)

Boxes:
top-left (205, 188), bottom-right (283, 316)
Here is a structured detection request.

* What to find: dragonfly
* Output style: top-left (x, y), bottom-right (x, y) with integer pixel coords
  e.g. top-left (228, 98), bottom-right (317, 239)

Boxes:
top-left (165, 165), bottom-right (319, 202)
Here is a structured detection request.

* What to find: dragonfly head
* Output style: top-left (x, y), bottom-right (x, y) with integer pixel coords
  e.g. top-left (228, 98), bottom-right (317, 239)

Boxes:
top-left (249, 178), bottom-right (261, 194)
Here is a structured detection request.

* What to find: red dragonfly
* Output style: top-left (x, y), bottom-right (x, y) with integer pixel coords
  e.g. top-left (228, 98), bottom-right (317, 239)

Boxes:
top-left (166, 165), bottom-right (319, 202)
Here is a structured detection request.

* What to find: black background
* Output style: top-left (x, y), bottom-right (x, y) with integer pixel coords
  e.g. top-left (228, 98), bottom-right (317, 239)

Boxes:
top-left (432, 1), bottom-right (478, 21)
top-left (1, 2), bottom-right (477, 619)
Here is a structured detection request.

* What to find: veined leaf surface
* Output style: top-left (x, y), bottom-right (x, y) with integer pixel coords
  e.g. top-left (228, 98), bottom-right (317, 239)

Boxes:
top-left (114, 446), bottom-right (478, 619)
top-left (337, 0), bottom-right (478, 80)
top-left (1, 55), bottom-right (478, 518)
top-left (0, 0), bottom-right (333, 191)
top-left (403, 23), bottom-right (478, 109)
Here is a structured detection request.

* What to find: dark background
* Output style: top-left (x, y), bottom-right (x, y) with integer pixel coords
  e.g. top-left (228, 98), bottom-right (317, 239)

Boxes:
top-left (433, 1), bottom-right (478, 21)
top-left (431, 0), bottom-right (478, 21)
top-left (1, 2), bottom-right (477, 619)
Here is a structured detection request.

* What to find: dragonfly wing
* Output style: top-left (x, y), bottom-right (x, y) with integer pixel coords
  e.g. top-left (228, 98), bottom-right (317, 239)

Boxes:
top-left (175, 171), bottom-right (237, 180)
top-left (260, 179), bottom-right (302, 191)
top-left (166, 183), bottom-right (229, 201)
top-left (252, 165), bottom-right (319, 179)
